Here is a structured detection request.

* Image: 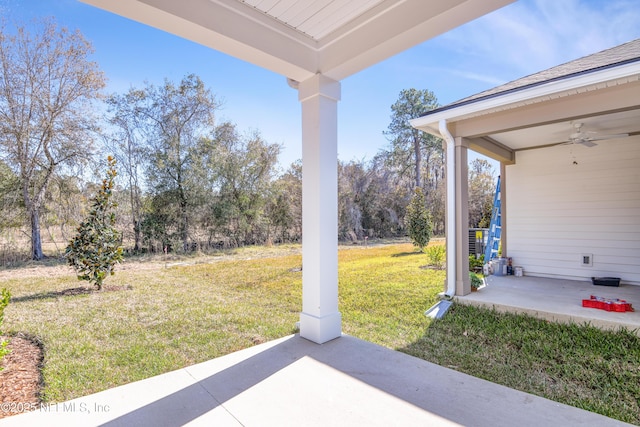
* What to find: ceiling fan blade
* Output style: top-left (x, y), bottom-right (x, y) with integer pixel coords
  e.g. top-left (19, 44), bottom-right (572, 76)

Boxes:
top-left (586, 133), bottom-right (629, 141)
top-left (515, 127), bottom-right (636, 152)
top-left (554, 139), bottom-right (597, 148)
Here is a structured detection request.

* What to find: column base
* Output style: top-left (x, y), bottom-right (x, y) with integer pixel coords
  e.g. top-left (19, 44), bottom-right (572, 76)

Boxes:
top-left (299, 311), bottom-right (342, 344)
top-left (456, 279), bottom-right (471, 296)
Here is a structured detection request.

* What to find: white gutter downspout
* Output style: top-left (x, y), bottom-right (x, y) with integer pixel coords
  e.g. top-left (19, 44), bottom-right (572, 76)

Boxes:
top-left (439, 119), bottom-right (456, 298)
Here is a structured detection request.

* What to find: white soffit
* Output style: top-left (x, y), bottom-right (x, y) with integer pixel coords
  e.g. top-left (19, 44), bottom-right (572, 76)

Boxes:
top-left (81, 0), bottom-right (513, 82)
top-left (240, 0), bottom-right (386, 41)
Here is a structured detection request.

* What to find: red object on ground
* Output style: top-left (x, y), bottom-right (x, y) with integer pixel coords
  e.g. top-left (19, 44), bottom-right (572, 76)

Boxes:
top-left (582, 295), bottom-right (634, 312)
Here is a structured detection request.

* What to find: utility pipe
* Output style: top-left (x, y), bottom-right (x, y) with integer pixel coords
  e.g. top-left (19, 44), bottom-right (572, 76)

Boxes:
top-left (439, 119), bottom-right (456, 297)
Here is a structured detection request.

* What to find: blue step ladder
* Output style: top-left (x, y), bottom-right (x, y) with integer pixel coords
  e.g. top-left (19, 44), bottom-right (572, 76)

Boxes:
top-left (484, 176), bottom-right (501, 262)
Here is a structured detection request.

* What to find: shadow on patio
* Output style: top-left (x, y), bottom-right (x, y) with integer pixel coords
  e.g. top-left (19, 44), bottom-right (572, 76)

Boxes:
top-left (1, 334), bottom-right (631, 426)
top-left (457, 275), bottom-right (640, 335)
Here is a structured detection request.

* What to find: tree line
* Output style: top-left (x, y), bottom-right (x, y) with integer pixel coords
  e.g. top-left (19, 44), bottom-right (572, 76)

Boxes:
top-left (0, 19), bottom-right (495, 261)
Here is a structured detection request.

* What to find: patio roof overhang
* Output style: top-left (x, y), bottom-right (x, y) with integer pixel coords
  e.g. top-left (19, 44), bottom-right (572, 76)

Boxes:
top-left (80, 0), bottom-right (511, 82)
top-left (80, 0), bottom-right (515, 343)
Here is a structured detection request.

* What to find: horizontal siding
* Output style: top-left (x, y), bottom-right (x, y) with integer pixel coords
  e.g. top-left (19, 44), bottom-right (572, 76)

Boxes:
top-left (506, 136), bottom-right (640, 285)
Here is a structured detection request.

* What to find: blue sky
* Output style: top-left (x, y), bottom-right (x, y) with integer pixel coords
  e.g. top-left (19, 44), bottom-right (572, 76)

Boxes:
top-left (3, 0), bottom-right (640, 169)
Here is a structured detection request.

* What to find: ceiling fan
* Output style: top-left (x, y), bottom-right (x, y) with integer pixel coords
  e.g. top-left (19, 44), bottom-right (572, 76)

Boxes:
top-left (561, 122), bottom-right (628, 147)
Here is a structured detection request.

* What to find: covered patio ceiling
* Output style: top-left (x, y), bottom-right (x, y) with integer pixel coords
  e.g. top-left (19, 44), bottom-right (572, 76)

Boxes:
top-left (470, 107), bottom-right (640, 163)
top-left (491, 109), bottom-right (640, 152)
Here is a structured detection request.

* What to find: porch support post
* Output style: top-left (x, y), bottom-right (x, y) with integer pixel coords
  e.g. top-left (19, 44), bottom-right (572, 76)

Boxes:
top-left (500, 162), bottom-right (507, 257)
top-left (455, 137), bottom-right (470, 295)
top-left (298, 74), bottom-right (342, 344)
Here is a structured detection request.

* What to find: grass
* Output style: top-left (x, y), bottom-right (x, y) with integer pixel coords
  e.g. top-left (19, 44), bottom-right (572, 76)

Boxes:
top-left (338, 243), bottom-right (443, 348)
top-left (1, 241), bottom-right (639, 424)
top-left (402, 304), bottom-right (640, 425)
top-left (2, 248), bottom-right (305, 402)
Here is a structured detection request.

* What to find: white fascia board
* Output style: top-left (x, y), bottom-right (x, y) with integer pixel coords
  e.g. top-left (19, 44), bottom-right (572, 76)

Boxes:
top-left (320, 0), bottom-right (513, 80)
top-left (410, 61), bottom-right (640, 137)
top-left (82, 0), bottom-right (320, 82)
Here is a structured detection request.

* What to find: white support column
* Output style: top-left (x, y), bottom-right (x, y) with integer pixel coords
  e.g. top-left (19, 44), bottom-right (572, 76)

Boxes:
top-left (500, 162), bottom-right (507, 257)
top-left (455, 137), bottom-right (470, 296)
top-left (298, 74), bottom-right (342, 344)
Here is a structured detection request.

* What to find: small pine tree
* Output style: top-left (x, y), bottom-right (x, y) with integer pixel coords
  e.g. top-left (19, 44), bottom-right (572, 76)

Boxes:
top-left (405, 187), bottom-right (432, 251)
top-left (66, 156), bottom-right (124, 290)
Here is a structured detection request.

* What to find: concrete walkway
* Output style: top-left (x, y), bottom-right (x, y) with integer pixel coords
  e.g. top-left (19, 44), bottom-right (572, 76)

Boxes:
top-left (0, 334), bottom-right (632, 427)
top-left (459, 275), bottom-right (640, 334)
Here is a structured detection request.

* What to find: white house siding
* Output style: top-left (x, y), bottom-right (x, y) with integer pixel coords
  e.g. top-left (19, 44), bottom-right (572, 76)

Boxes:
top-left (505, 135), bottom-right (640, 285)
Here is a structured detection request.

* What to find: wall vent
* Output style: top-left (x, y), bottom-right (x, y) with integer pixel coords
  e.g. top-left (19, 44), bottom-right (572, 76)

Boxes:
top-left (581, 253), bottom-right (593, 267)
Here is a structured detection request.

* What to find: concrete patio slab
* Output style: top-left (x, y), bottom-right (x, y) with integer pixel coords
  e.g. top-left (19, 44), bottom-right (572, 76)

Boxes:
top-left (0, 334), bottom-right (632, 427)
top-left (459, 275), bottom-right (640, 334)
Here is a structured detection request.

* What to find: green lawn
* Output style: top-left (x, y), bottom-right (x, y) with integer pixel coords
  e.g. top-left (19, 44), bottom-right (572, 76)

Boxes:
top-left (1, 242), bottom-right (639, 424)
top-left (402, 303), bottom-right (640, 425)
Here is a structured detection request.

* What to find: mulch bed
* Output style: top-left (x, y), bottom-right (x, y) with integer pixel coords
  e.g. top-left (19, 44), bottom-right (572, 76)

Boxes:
top-left (0, 334), bottom-right (44, 419)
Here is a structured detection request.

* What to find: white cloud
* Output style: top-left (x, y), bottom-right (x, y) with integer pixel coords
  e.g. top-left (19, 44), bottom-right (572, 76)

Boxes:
top-left (448, 70), bottom-right (507, 86)
top-left (438, 0), bottom-right (640, 80)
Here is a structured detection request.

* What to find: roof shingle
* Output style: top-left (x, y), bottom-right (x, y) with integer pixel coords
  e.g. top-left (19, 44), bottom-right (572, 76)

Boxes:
top-left (437, 38), bottom-right (640, 112)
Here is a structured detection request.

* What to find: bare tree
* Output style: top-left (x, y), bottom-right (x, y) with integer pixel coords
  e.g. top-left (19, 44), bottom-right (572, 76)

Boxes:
top-left (105, 89), bottom-right (147, 251)
top-left (0, 19), bottom-right (105, 259)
